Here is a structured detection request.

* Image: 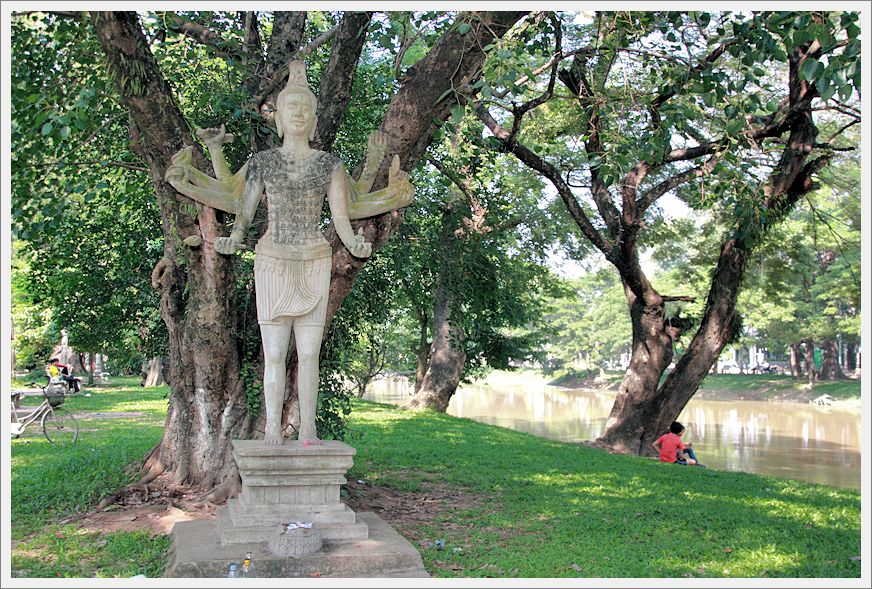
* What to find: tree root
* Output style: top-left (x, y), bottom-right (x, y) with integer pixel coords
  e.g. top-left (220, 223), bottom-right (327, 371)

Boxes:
top-left (97, 454), bottom-right (168, 510)
top-left (195, 465), bottom-right (240, 506)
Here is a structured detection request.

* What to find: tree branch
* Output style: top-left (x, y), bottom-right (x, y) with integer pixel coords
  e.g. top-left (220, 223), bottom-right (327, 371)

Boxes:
top-left (252, 22), bottom-right (340, 107)
top-left (32, 160), bottom-right (149, 172)
top-left (476, 104), bottom-right (614, 258)
top-left (157, 12), bottom-right (244, 60)
top-left (636, 154), bottom-right (721, 214)
top-left (312, 12), bottom-right (373, 152)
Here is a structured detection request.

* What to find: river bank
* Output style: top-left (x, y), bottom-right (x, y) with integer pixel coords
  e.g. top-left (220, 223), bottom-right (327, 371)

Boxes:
top-left (545, 369), bottom-right (861, 406)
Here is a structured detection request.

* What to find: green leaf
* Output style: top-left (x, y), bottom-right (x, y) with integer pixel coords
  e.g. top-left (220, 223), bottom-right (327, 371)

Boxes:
top-left (41, 122), bottom-right (53, 135)
top-left (450, 104), bottom-right (465, 123)
top-left (60, 126), bottom-right (71, 140)
top-left (799, 57), bottom-right (820, 81)
top-left (457, 22), bottom-right (471, 35)
top-left (838, 83), bottom-right (853, 101)
top-left (818, 82), bottom-right (836, 102)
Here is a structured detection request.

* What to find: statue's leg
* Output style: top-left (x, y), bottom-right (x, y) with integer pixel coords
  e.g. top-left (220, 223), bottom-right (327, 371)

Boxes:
top-left (260, 322), bottom-right (294, 445)
top-left (294, 323), bottom-right (323, 442)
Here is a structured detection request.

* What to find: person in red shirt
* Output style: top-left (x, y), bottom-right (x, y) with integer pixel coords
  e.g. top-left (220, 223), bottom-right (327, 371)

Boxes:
top-left (652, 421), bottom-right (705, 467)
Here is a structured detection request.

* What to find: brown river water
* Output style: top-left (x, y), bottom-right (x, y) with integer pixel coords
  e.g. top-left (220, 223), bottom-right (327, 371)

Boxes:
top-left (364, 375), bottom-right (861, 490)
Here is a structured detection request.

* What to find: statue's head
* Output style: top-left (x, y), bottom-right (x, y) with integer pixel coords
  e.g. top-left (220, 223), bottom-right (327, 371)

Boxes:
top-left (276, 60), bottom-right (318, 142)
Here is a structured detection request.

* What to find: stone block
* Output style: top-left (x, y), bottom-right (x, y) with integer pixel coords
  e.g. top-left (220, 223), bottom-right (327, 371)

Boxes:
top-left (165, 512), bottom-right (428, 578)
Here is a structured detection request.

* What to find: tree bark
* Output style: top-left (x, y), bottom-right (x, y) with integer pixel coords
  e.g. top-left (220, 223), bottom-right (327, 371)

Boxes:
top-left (802, 339), bottom-right (817, 384)
top-left (92, 12), bottom-right (248, 492)
top-left (413, 312), bottom-right (430, 393)
top-left (142, 356), bottom-right (166, 387)
top-left (845, 341), bottom-right (856, 372)
top-left (407, 283), bottom-right (466, 412)
top-left (819, 338), bottom-right (845, 380)
top-left (789, 341), bottom-right (803, 378)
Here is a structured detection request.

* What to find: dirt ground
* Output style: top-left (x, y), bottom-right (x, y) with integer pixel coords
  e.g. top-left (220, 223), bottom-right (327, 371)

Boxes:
top-left (57, 477), bottom-right (479, 550)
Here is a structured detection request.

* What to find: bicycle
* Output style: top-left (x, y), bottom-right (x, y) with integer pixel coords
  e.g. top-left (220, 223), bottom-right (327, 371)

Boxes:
top-left (10, 377), bottom-right (79, 444)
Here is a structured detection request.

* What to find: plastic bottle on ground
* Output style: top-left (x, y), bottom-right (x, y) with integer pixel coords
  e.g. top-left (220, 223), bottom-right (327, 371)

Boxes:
top-left (227, 562), bottom-right (239, 578)
top-left (241, 551), bottom-right (255, 577)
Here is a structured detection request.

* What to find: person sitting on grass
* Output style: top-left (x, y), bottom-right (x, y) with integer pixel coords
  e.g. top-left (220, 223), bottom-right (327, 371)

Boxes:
top-left (47, 358), bottom-right (82, 393)
top-left (652, 421), bottom-right (705, 467)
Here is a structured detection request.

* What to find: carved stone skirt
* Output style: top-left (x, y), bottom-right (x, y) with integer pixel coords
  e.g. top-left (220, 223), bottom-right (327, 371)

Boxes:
top-left (254, 240), bottom-right (331, 327)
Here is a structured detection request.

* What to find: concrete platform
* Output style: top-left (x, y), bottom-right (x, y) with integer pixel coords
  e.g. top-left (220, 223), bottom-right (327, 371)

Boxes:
top-left (165, 511), bottom-right (428, 578)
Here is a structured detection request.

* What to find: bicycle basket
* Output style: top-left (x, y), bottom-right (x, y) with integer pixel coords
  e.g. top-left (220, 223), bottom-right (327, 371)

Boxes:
top-left (45, 383), bottom-right (66, 407)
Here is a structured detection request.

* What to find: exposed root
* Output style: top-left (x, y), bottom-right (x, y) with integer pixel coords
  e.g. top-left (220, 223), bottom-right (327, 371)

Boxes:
top-left (195, 465), bottom-right (240, 505)
top-left (97, 456), bottom-right (168, 510)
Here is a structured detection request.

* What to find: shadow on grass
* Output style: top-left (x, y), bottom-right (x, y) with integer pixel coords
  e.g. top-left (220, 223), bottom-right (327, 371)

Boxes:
top-left (348, 400), bottom-right (861, 578)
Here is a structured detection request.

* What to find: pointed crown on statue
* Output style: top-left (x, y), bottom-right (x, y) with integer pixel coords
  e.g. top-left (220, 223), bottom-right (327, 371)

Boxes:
top-left (275, 60), bottom-right (318, 139)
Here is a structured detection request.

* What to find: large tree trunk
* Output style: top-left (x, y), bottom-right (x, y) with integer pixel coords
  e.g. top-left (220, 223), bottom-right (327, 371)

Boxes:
top-left (141, 356), bottom-right (166, 387)
top-left (599, 33), bottom-right (823, 454)
top-left (803, 339), bottom-right (817, 384)
top-left (600, 239), bottom-right (747, 453)
top-left (90, 10), bottom-right (527, 497)
top-left (413, 312), bottom-right (430, 393)
top-left (598, 285), bottom-right (674, 453)
top-left (789, 341), bottom-right (804, 378)
top-left (845, 341), bottom-right (856, 373)
top-left (818, 338), bottom-right (846, 380)
top-left (407, 283), bottom-right (466, 412)
top-left (92, 12), bottom-right (251, 495)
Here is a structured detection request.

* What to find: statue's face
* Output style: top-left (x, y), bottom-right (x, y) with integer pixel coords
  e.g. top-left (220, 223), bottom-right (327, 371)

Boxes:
top-left (280, 91), bottom-right (316, 139)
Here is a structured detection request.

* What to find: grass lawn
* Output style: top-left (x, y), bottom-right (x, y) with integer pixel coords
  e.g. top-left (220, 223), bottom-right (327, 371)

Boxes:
top-left (696, 373), bottom-right (861, 400)
top-left (8, 380), bottom-right (862, 578)
top-left (10, 379), bottom-right (170, 578)
top-left (347, 401), bottom-right (861, 578)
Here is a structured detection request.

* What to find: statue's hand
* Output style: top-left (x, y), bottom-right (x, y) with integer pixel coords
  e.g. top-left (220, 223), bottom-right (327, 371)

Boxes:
top-left (366, 131), bottom-right (389, 158)
top-left (196, 125), bottom-right (235, 146)
top-left (348, 228), bottom-right (372, 258)
top-left (164, 164), bottom-right (187, 185)
top-left (215, 235), bottom-right (245, 255)
top-left (387, 155), bottom-right (413, 207)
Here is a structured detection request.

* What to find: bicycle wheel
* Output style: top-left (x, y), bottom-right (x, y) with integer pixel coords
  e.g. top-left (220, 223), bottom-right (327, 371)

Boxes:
top-left (41, 406), bottom-right (79, 444)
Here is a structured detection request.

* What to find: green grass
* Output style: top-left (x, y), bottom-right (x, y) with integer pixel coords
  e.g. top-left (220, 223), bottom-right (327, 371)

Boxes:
top-left (347, 400), bottom-right (861, 579)
top-left (546, 368), bottom-right (861, 401)
top-left (697, 373), bottom-right (860, 400)
top-left (10, 382), bottom-right (170, 577)
top-left (9, 381), bottom-right (861, 578)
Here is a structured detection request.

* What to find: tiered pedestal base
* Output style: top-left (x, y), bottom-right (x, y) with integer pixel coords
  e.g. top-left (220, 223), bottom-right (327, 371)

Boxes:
top-left (216, 440), bottom-right (368, 543)
top-left (164, 439), bottom-right (427, 577)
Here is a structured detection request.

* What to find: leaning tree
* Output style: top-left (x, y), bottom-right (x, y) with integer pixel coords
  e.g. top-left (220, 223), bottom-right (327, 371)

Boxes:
top-left (468, 11), bottom-right (860, 453)
top-left (12, 10), bottom-right (529, 500)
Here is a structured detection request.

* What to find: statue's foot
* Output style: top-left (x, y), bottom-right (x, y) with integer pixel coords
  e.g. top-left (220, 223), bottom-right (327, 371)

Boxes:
top-left (264, 431), bottom-right (284, 446)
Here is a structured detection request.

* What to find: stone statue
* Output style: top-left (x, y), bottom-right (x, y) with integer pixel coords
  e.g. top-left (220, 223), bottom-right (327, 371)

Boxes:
top-left (166, 60), bottom-right (413, 445)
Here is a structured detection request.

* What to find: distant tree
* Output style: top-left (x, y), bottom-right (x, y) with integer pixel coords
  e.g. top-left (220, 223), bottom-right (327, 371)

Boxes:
top-left (542, 268), bottom-right (631, 377)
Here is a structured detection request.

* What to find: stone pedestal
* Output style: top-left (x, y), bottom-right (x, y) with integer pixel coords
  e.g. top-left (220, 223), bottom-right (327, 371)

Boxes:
top-left (165, 439), bottom-right (427, 578)
top-left (216, 440), bottom-right (368, 545)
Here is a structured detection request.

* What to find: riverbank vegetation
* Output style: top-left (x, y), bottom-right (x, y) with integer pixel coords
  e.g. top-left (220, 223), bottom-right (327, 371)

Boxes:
top-left (10, 382), bottom-right (861, 578)
top-left (547, 369), bottom-right (861, 403)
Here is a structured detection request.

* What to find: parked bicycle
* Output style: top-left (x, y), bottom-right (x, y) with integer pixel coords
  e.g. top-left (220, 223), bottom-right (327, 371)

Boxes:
top-left (10, 377), bottom-right (79, 444)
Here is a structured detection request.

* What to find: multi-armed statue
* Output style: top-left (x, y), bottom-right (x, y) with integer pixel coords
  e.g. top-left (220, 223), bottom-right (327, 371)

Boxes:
top-left (166, 60), bottom-right (413, 446)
